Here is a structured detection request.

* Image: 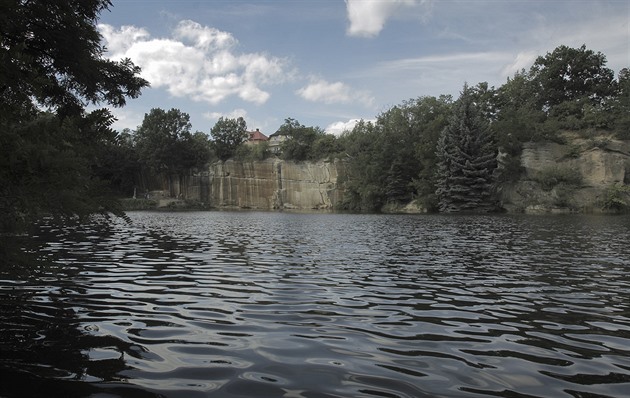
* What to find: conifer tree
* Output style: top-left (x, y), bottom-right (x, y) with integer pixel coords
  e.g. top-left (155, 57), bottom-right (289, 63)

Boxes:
top-left (435, 84), bottom-right (498, 212)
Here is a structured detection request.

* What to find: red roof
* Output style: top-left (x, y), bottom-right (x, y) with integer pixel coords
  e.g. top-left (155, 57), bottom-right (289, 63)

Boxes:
top-left (248, 129), bottom-right (268, 141)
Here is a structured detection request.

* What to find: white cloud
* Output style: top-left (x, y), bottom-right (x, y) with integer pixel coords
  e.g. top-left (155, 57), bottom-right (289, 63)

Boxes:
top-left (98, 20), bottom-right (289, 106)
top-left (365, 51), bottom-right (518, 97)
top-left (297, 78), bottom-right (375, 107)
top-left (501, 51), bottom-right (537, 77)
top-left (99, 24), bottom-right (150, 58)
top-left (173, 20), bottom-right (236, 50)
top-left (345, 0), bottom-right (431, 38)
top-left (106, 107), bottom-right (145, 132)
top-left (325, 118), bottom-right (376, 136)
top-left (204, 108), bottom-right (248, 121)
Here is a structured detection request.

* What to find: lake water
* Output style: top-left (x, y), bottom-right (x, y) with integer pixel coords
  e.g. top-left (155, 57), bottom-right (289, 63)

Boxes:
top-left (1, 211), bottom-right (629, 398)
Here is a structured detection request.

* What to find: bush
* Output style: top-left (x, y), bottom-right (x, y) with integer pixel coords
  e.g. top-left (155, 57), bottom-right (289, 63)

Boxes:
top-left (234, 142), bottom-right (270, 161)
top-left (602, 184), bottom-right (630, 211)
top-left (532, 165), bottom-right (582, 190)
top-left (587, 136), bottom-right (612, 149)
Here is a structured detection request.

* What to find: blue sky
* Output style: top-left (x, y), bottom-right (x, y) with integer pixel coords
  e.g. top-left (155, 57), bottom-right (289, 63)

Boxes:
top-left (97, 0), bottom-right (629, 136)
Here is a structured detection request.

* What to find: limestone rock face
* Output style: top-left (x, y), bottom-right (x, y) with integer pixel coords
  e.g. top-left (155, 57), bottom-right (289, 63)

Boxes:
top-left (503, 136), bottom-right (630, 212)
top-left (188, 158), bottom-right (346, 210)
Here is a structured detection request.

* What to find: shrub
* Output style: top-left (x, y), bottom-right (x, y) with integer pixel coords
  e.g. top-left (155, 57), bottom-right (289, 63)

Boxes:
top-left (587, 136), bottom-right (611, 149)
top-left (532, 165), bottom-right (582, 191)
top-left (233, 142), bottom-right (270, 161)
top-left (602, 184), bottom-right (630, 211)
top-left (566, 144), bottom-right (582, 158)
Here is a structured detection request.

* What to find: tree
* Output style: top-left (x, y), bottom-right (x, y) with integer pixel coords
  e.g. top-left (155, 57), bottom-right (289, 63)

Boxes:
top-left (134, 108), bottom-right (211, 194)
top-left (339, 120), bottom-right (384, 211)
top-left (0, 0), bottom-right (148, 232)
top-left (530, 45), bottom-right (615, 117)
top-left (93, 128), bottom-right (141, 197)
top-left (376, 104), bottom-right (422, 204)
top-left (210, 117), bottom-right (248, 161)
top-left (0, 0), bottom-right (147, 118)
top-left (386, 96), bottom-right (453, 206)
top-left (277, 118), bottom-right (325, 161)
top-left (611, 68), bottom-right (630, 138)
top-left (310, 134), bottom-right (343, 160)
top-left (135, 108), bottom-right (191, 172)
top-left (435, 85), bottom-right (498, 213)
top-left (190, 131), bottom-right (216, 166)
top-left (394, 95), bottom-right (453, 209)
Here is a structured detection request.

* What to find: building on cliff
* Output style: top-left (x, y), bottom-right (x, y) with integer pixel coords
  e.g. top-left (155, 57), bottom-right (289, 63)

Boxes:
top-left (268, 130), bottom-right (289, 154)
top-left (246, 128), bottom-right (268, 145)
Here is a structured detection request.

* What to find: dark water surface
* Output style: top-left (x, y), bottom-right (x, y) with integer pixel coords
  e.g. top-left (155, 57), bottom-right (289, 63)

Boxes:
top-left (1, 211), bottom-right (630, 398)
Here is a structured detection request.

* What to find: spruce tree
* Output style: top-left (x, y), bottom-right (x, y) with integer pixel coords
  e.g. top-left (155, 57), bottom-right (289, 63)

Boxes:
top-left (435, 84), bottom-right (498, 212)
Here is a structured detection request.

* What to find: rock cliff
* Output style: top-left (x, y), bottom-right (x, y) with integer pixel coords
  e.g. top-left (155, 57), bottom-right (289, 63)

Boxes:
top-left (167, 135), bottom-right (629, 213)
top-left (186, 158), bottom-right (346, 210)
top-left (501, 135), bottom-right (630, 213)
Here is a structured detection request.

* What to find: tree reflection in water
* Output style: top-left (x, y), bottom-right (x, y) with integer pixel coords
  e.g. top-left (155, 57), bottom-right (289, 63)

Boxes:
top-left (0, 223), bottom-right (159, 398)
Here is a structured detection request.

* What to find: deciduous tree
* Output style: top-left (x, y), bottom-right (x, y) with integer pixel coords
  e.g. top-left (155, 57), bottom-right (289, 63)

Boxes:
top-left (134, 108), bottom-right (211, 194)
top-left (0, 0), bottom-right (148, 232)
top-left (210, 117), bottom-right (248, 161)
top-left (277, 118), bottom-right (325, 161)
top-left (530, 45), bottom-right (615, 116)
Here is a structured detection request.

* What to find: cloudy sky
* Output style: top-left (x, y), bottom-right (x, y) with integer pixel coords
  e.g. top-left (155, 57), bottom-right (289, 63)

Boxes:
top-left (97, 0), bottom-right (629, 136)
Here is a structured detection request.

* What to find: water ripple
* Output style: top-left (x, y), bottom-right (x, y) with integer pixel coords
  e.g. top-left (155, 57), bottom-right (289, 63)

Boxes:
top-left (1, 212), bottom-right (629, 397)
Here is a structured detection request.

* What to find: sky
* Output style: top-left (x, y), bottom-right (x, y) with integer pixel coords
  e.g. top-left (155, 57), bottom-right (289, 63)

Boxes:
top-left (97, 0), bottom-right (630, 136)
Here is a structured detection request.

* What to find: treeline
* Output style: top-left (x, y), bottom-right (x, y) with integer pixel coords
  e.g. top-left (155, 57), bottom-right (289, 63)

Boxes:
top-left (1, 0), bottom-right (628, 232)
top-left (109, 44), bottom-right (630, 212)
top-left (336, 45), bottom-right (630, 211)
top-left (229, 45), bottom-right (629, 211)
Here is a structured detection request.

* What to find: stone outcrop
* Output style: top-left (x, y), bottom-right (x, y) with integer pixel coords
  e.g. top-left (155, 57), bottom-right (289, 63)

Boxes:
top-left (186, 158), bottom-right (346, 210)
top-left (501, 135), bottom-right (630, 213)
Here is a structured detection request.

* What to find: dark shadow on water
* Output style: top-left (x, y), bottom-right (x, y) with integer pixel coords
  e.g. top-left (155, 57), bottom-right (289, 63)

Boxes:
top-left (0, 223), bottom-right (158, 398)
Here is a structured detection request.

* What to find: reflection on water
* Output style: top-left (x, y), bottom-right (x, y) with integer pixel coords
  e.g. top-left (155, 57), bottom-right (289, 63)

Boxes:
top-left (1, 211), bottom-right (630, 397)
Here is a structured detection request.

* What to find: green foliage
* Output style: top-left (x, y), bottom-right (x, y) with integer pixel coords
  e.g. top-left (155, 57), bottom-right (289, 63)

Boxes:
top-left (311, 134), bottom-right (343, 161)
top-left (531, 165), bottom-right (582, 191)
top-left (0, 0), bottom-right (149, 232)
top-left (210, 117), bottom-right (248, 161)
top-left (135, 108), bottom-right (210, 175)
top-left (494, 70), bottom-right (546, 140)
top-left (0, 0), bottom-right (147, 117)
top-left (611, 68), bottom-right (630, 139)
top-left (566, 144), bottom-right (583, 158)
top-left (587, 136), bottom-right (612, 150)
top-left (530, 44), bottom-right (615, 113)
top-left (93, 128), bottom-right (141, 197)
top-left (435, 84), bottom-right (498, 212)
top-left (492, 45), bottom-right (623, 144)
top-left (234, 142), bottom-right (270, 161)
top-left (277, 118), bottom-right (326, 161)
top-left (602, 184), bottom-right (630, 212)
top-left (338, 120), bottom-right (384, 211)
top-left (1, 111), bottom-right (125, 232)
top-left (338, 96), bottom-right (453, 211)
top-left (410, 95), bottom-right (454, 198)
